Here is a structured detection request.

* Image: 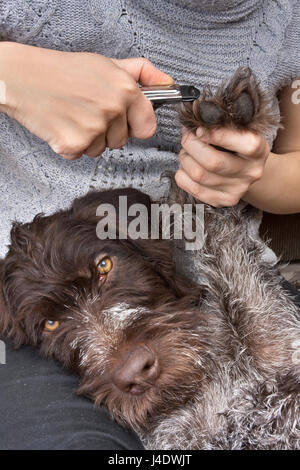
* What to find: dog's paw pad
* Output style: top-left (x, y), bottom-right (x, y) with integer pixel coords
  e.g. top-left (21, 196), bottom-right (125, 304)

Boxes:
top-left (180, 67), bottom-right (279, 135)
top-left (231, 92), bottom-right (254, 126)
top-left (198, 101), bottom-right (226, 126)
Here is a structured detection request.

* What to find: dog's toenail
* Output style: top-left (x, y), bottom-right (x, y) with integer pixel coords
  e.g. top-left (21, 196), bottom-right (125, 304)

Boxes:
top-left (196, 126), bottom-right (205, 138)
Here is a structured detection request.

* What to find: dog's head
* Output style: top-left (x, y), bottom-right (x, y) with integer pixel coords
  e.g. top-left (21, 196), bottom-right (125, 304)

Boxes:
top-left (0, 188), bottom-right (206, 431)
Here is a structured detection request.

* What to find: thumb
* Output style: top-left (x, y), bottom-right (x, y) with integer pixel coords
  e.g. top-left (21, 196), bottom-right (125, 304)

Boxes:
top-left (112, 57), bottom-right (174, 86)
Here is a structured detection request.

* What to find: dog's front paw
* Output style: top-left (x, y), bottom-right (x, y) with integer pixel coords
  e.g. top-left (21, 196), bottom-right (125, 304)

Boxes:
top-left (180, 66), bottom-right (279, 135)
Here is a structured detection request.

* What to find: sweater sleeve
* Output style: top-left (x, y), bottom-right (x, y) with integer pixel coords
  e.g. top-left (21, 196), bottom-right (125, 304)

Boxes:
top-left (275, 1), bottom-right (300, 86)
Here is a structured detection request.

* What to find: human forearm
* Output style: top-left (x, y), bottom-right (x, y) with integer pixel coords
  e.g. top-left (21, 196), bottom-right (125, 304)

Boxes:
top-left (243, 151), bottom-right (300, 214)
top-left (0, 42), bottom-right (173, 159)
top-left (0, 42), bottom-right (16, 112)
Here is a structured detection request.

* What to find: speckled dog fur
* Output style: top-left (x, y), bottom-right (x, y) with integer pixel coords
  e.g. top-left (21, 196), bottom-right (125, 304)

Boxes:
top-left (0, 68), bottom-right (299, 449)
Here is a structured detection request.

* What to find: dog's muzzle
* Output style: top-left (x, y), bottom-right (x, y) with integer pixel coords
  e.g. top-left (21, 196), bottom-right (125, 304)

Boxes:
top-left (111, 343), bottom-right (160, 395)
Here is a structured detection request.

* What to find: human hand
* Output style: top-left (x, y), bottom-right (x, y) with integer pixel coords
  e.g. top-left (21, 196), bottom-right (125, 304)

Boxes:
top-left (175, 126), bottom-right (270, 207)
top-left (0, 42), bottom-right (173, 159)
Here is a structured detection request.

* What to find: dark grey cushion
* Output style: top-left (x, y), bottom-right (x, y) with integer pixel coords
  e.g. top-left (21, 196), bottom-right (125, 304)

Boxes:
top-left (0, 340), bottom-right (143, 450)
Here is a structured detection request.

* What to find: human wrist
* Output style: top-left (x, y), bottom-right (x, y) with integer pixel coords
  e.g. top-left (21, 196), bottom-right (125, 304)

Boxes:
top-left (0, 41), bottom-right (22, 114)
top-left (243, 151), bottom-right (300, 213)
top-left (243, 152), bottom-right (280, 208)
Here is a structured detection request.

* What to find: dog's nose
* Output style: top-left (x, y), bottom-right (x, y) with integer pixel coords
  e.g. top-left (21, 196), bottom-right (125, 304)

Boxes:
top-left (112, 345), bottom-right (160, 395)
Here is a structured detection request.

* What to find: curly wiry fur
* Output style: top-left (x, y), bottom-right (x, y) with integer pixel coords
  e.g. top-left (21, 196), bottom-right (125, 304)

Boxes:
top-left (0, 67), bottom-right (299, 449)
top-left (180, 66), bottom-right (280, 135)
top-left (142, 196), bottom-right (300, 449)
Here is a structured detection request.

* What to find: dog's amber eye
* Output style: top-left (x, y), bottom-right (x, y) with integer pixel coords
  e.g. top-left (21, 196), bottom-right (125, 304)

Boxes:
top-left (97, 257), bottom-right (113, 275)
top-left (44, 320), bottom-right (60, 332)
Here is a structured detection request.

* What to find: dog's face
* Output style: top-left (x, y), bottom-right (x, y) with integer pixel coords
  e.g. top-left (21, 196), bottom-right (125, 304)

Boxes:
top-left (0, 189), bottom-right (205, 430)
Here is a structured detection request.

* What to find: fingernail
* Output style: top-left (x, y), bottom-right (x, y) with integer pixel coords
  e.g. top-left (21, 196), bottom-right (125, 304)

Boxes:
top-left (196, 126), bottom-right (205, 138)
top-left (159, 74), bottom-right (174, 85)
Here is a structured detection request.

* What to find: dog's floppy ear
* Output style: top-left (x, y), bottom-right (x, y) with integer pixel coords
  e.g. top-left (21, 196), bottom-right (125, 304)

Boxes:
top-left (0, 255), bottom-right (27, 345)
top-left (7, 216), bottom-right (50, 259)
top-left (0, 221), bottom-right (42, 345)
top-left (71, 188), bottom-right (152, 224)
top-left (0, 259), bottom-right (11, 338)
top-left (71, 188), bottom-right (153, 241)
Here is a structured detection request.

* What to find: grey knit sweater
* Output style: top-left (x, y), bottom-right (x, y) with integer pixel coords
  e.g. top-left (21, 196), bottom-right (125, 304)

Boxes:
top-left (0, 0), bottom-right (300, 258)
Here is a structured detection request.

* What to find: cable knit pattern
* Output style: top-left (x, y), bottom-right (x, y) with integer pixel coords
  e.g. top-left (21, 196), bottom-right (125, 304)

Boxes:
top-left (0, 0), bottom-right (300, 258)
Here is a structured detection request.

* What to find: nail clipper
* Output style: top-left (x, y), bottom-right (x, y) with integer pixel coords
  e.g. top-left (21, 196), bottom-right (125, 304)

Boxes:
top-left (141, 84), bottom-right (200, 109)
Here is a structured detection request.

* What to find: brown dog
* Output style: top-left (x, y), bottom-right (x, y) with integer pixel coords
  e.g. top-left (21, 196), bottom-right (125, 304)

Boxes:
top-left (1, 68), bottom-right (299, 449)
